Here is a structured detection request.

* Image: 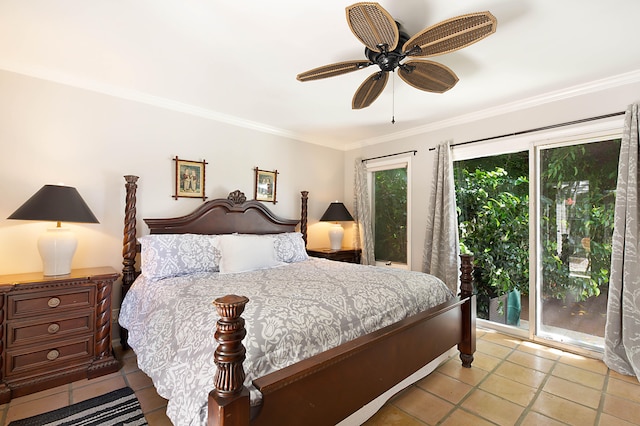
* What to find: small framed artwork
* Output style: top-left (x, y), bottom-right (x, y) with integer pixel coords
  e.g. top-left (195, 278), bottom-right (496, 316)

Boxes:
top-left (173, 156), bottom-right (207, 201)
top-left (254, 167), bottom-right (278, 204)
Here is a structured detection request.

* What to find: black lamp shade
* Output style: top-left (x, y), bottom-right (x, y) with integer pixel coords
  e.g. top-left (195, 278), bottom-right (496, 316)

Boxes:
top-left (8, 185), bottom-right (99, 224)
top-left (320, 202), bottom-right (354, 222)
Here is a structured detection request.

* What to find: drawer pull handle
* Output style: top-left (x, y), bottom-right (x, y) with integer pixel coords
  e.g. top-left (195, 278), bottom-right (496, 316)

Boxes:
top-left (47, 323), bottom-right (60, 334)
top-left (47, 297), bottom-right (61, 308)
top-left (47, 349), bottom-right (60, 361)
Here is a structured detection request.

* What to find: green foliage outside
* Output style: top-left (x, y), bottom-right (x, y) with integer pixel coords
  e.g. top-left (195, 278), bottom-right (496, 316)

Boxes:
top-left (540, 140), bottom-right (620, 302)
top-left (373, 167), bottom-right (407, 263)
top-left (454, 154), bottom-right (529, 319)
top-left (454, 139), bottom-right (620, 322)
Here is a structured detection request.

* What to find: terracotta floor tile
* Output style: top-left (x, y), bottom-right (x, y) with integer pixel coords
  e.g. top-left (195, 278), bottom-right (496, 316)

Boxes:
top-left (543, 376), bottom-right (602, 408)
top-left (477, 339), bottom-right (513, 358)
top-left (552, 362), bottom-right (605, 390)
top-left (558, 352), bottom-right (608, 375)
top-left (71, 375), bottom-right (128, 403)
top-left (439, 408), bottom-right (495, 426)
top-left (480, 331), bottom-right (522, 348)
top-left (598, 412), bottom-right (637, 426)
top-left (471, 352), bottom-right (502, 372)
top-left (606, 377), bottom-right (640, 404)
top-left (6, 391), bottom-right (69, 423)
top-left (416, 371), bottom-right (472, 404)
top-left (520, 410), bottom-right (566, 426)
top-left (479, 373), bottom-right (537, 407)
top-left (494, 360), bottom-right (547, 388)
top-left (393, 386), bottom-right (454, 425)
top-left (135, 386), bottom-right (169, 414)
top-left (143, 407), bottom-right (174, 426)
top-left (602, 393), bottom-right (640, 424)
top-left (126, 369), bottom-right (155, 391)
top-left (518, 341), bottom-right (563, 360)
top-left (362, 405), bottom-right (424, 426)
top-left (461, 389), bottom-right (524, 425)
top-left (121, 354), bottom-right (141, 374)
top-left (507, 350), bottom-right (556, 373)
top-left (8, 384), bottom-right (69, 405)
top-left (608, 369), bottom-right (640, 385)
top-left (531, 392), bottom-right (597, 426)
top-left (70, 370), bottom-right (124, 390)
top-left (437, 358), bottom-right (488, 386)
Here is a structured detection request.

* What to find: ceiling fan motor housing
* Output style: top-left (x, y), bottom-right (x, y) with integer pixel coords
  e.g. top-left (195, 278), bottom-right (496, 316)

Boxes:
top-left (365, 28), bottom-right (410, 72)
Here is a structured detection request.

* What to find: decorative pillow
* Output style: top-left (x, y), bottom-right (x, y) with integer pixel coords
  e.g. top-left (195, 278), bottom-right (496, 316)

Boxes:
top-left (218, 234), bottom-right (285, 274)
top-left (139, 234), bottom-right (221, 280)
top-left (272, 232), bottom-right (309, 263)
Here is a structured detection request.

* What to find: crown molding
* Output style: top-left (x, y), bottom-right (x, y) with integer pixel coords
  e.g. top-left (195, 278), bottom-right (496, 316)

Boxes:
top-left (0, 61), bottom-right (307, 142)
top-left (2, 61), bottom-right (639, 152)
top-left (345, 69), bottom-right (640, 151)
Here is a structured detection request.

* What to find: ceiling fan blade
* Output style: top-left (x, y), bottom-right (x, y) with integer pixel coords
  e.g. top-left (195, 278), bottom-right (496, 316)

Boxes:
top-left (346, 2), bottom-right (399, 53)
top-left (403, 11), bottom-right (497, 57)
top-left (398, 60), bottom-right (458, 93)
top-left (297, 60), bottom-right (372, 82)
top-left (352, 71), bottom-right (388, 109)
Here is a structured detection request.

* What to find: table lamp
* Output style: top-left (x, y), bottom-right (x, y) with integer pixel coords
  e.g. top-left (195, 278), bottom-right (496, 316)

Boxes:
top-left (320, 201), bottom-right (354, 250)
top-left (8, 184), bottom-right (99, 276)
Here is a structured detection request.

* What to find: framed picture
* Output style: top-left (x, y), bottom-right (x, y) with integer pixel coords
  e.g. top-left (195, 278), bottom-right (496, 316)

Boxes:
top-left (254, 167), bottom-right (278, 203)
top-left (173, 156), bottom-right (207, 201)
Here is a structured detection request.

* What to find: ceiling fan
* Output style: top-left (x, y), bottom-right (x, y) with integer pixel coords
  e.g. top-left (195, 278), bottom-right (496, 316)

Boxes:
top-left (296, 2), bottom-right (497, 110)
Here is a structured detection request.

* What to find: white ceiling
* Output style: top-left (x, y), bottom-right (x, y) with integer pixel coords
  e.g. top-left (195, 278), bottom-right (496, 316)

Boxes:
top-left (1, 1), bottom-right (640, 150)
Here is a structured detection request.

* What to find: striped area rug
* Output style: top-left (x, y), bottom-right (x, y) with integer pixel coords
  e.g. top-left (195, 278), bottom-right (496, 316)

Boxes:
top-left (9, 387), bottom-right (147, 426)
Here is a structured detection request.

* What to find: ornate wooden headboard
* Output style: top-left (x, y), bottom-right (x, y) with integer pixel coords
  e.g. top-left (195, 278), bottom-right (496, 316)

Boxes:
top-left (121, 175), bottom-right (309, 292)
top-left (145, 190), bottom-right (302, 235)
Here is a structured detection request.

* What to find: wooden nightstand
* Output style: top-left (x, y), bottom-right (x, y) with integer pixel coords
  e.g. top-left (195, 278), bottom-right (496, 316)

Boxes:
top-left (0, 267), bottom-right (120, 402)
top-left (307, 248), bottom-right (362, 264)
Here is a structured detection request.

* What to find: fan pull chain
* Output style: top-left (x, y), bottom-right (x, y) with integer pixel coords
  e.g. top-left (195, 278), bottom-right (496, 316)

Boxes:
top-left (391, 71), bottom-right (395, 124)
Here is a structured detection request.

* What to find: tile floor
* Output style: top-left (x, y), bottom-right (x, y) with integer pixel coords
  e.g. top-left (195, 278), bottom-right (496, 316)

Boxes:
top-left (1, 329), bottom-right (639, 425)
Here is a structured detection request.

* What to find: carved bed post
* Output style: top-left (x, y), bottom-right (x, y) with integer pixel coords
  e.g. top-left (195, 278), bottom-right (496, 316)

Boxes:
top-left (458, 254), bottom-right (476, 368)
top-left (209, 295), bottom-right (250, 426)
top-left (300, 191), bottom-right (308, 245)
top-left (121, 175), bottom-right (138, 348)
top-left (122, 175), bottom-right (139, 288)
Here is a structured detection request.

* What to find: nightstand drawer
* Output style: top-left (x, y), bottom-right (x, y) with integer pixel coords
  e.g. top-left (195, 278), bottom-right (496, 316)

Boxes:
top-left (6, 335), bottom-right (94, 377)
top-left (7, 309), bottom-right (94, 348)
top-left (7, 286), bottom-right (95, 319)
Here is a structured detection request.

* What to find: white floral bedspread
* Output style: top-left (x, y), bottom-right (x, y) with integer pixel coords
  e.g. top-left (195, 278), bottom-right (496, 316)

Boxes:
top-left (119, 258), bottom-right (453, 426)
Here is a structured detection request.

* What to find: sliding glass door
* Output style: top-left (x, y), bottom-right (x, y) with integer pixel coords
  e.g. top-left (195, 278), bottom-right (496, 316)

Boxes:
top-left (453, 121), bottom-right (622, 352)
top-left (537, 139), bottom-right (620, 348)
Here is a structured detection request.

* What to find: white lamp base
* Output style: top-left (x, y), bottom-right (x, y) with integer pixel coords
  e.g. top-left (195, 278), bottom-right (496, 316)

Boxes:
top-left (328, 223), bottom-right (344, 250)
top-left (38, 227), bottom-right (77, 276)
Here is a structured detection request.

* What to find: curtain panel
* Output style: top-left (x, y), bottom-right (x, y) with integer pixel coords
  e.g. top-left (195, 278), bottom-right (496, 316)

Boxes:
top-left (354, 158), bottom-right (375, 265)
top-left (604, 104), bottom-right (640, 379)
top-left (422, 141), bottom-right (460, 293)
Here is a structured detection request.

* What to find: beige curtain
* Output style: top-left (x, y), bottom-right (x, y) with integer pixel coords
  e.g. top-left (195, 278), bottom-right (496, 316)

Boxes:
top-left (604, 104), bottom-right (640, 379)
top-left (422, 141), bottom-right (460, 293)
top-left (354, 158), bottom-right (375, 265)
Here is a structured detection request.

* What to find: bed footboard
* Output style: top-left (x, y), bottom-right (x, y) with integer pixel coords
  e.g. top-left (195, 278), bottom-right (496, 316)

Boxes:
top-left (208, 255), bottom-right (476, 426)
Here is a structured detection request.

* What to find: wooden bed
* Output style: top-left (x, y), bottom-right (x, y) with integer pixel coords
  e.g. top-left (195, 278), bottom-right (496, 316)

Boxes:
top-left (120, 175), bottom-right (476, 426)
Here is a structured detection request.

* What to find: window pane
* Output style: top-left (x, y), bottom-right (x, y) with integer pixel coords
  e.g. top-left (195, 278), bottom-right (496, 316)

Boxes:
top-left (539, 139), bottom-right (620, 347)
top-left (373, 167), bottom-right (407, 263)
top-left (454, 152), bottom-right (529, 328)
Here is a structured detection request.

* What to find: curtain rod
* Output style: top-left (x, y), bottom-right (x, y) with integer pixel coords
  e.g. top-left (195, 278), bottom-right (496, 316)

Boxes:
top-left (449, 111), bottom-right (626, 148)
top-left (361, 150), bottom-right (417, 162)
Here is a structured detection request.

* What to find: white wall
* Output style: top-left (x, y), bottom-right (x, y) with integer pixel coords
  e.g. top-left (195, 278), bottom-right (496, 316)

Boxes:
top-left (344, 76), bottom-right (640, 271)
top-left (0, 70), bottom-right (346, 306)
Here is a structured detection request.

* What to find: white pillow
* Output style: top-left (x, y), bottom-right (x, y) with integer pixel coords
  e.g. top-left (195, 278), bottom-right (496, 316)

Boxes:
top-left (218, 234), bottom-right (285, 274)
top-left (139, 234), bottom-right (221, 280)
